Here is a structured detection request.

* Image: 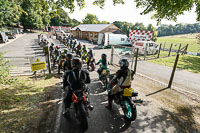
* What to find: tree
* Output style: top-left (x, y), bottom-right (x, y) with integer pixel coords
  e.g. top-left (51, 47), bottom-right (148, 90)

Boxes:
top-left (55, 0), bottom-right (200, 23)
top-left (50, 8), bottom-right (72, 26)
top-left (113, 21), bottom-right (134, 35)
top-left (71, 19), bottom-right (81, 27)
top-left (20, 0), bottom-right (51, 30)
top-left (0, 0), bottom-right (22, 28)
top-left (133, 22), bottom-right (147, 31)
top-left (157, 23), bottom-right (200, 37)
top-left (147, 24), bottom-right (157, 41)
top-left (82, 13), bottom-right (100, 24)
top-left (100, 21), bottom-right (110, 24)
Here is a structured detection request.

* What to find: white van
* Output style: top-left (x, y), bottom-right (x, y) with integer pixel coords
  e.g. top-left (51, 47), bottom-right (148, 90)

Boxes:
top-left (134, 41), bottom-right (159, 55)
top-left (98, 33), bottom-right (132, 48)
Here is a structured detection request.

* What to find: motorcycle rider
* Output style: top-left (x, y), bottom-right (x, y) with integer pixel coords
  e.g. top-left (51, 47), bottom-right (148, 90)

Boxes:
top-left (69, 39), bottom-right (73, 49)
top-left (87, 49), bottom-right (94, 69)
top-left (105, 59), bottom-right (134, 110)
top-left (63, 58), bottom-right (91, 116)
top-left (63, 48), bottom-right (68, 55)
top-left (81, 45), bottom-right (87, 61)
top-left (53, 46), bottom-right (61, 67)
top-left (72, 40), bottom-right (77, 53)
top-left (63, 53), bottom-right (73, 72)
top-left (76, 42), bottom-right (82, 57)
top-left (96, 53), bottom-right (109, 79)
top-left (49, 43), bottom-right (54, 58)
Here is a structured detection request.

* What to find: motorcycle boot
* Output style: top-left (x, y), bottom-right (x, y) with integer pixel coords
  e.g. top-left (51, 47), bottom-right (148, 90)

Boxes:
top-left (63, 108), bottom-right (70, 118)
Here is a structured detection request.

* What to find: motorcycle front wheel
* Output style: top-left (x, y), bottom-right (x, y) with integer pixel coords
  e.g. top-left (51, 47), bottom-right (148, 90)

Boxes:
top-left (121, 97), bottom-right (137, 121)
top-left (78, 103), bottom-right (88, 132)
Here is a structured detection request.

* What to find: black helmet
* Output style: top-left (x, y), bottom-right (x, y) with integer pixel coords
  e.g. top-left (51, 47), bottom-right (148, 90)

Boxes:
top-left (67, 53), bottom-right (73, 60)
top-left (119, 59), bottom-right (129, 69)
top-left (72, 58), bottom-right (82, 69)
top-left (51, 43), bottom-right (54, 46)
top-left (101, 53), bottom-right (107, 59)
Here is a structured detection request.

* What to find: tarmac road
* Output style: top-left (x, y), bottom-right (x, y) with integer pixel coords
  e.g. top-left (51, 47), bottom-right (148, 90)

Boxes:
top-left (53, 67), bottom-right (183, 133)
top-left (0, 33), bottom-right (65, 76)
top-left (0, 33), bottom-right (44, 75)
top-left (1, 34), bottom-right (199, 132)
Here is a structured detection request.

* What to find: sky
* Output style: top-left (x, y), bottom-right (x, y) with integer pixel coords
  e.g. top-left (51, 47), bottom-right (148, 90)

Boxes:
top-left (67, 0), bottom-right (198, 27)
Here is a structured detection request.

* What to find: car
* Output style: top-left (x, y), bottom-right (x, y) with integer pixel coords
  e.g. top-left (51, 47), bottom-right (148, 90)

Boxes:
top-left (5, 32), bottom-right (16, 39)
top-left (0, 32), bottom-right (9, 43)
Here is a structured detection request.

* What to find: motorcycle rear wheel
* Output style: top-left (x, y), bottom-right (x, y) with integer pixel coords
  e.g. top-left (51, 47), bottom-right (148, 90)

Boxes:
top-left (121, 97), bottom-right (137, 121)
top-left (78, 103), bottom-right (88, 132)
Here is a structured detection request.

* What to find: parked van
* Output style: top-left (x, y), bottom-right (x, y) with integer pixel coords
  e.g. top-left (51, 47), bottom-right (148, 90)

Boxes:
top-left (98, 33), bottom-right (132, 48)
top-left (134, 41), bottom-right (159, 55)
top-left (0, 32), bottom-right (9, 43)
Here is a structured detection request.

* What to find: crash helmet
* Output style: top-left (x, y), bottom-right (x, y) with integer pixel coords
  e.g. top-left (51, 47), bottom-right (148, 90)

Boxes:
top-left (101, 53), bottom-right (107, 59)
top-left (61, 53), bottom-right (66, 59)
top-left (72, 58), bottom-right (82, 69)
top-left (63, 48), bottom-right (67, 53)
top-left (56, 46), bottom-right (59, 49)
top-left (51, 43), bottom-right (54, 46)
top-left (119, 59), bottom-right (129, 69)
top-left (67, 53), bottom-right (73, 60)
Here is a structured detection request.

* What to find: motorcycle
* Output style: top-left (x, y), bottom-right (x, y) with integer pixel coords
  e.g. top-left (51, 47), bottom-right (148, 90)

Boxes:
top-left (106, 74), bottom-right (137, 121)
top-left (87, 57), bottom-right (95, 71)
top-left (99, 67), bottom-right (110, 90)
top-left (64, 88), bottom-right (93, 132)
top-left (75, 49), bottom-right (81, 57)
top-left (81, 54), bottom-right (88, 64)
top-left (57, 54), bottom-right (66, 74)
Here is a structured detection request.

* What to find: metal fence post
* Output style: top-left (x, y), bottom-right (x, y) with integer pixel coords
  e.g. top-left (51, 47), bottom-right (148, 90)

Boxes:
top-left (168, 43), bottom-right (173, 56)
top-left (157, 43), bottom-right (162, 58)
top-left (168, 54), bottom-right (180, 88)
top-left (144, 44), bottom-right (147, 60)
top-left (182, 44), bottom-right (188, 55)
top-left (110, 45), bottom-right (114, 65)
top-left (44, 46), bottom-right (51, 74)
top-left (131, 46), bottom-right (135, 69)
top-left (178, 43), bottom-right (182, 53)
top-left (134, 48), bottom-right (139, 74)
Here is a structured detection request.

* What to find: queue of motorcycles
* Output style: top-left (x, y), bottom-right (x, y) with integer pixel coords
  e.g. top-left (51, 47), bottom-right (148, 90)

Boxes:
top-left (46, 37), bottom-right (139, 132)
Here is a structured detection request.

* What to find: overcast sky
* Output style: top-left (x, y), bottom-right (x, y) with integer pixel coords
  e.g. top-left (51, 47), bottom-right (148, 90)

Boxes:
top-left (67, 0), bottom-right (198, 27)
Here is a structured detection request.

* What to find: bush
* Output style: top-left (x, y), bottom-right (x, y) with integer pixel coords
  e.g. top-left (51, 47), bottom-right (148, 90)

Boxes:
top-left (0, 52), bottom-right (11, 84)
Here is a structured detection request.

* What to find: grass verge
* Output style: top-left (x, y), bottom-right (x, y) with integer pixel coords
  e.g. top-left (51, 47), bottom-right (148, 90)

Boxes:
top-left (147, 54), bottom-right (200, 74)
top-left (157, 34), bottom-right (200, 53)
top-left (0, 74), bottom-right (60, 133)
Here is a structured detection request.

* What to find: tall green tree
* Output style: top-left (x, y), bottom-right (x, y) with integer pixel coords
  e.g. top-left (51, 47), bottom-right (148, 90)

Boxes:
top-left (20, 0), bottom-right (51, 30)
top-left (157, 23), bottom-right (200, 37)
top-left (82, 13), bottom-right (100, 24)
top-left (100, 21), bottom-right (110, 24)
top-left (50, 8), bottom-right (72, 26)
top-left (55, 0), bottom-right (200, 23)
top-left (147, 24), bottom-right (157, 41)
top-left (0, 0), bottom-right (22, 28)
top-left (133, 22), bottom-right (147, 31)
top-left (113, 21), bottom-right (134, 35)
top-left (71, 19), bottom-right (81, 27)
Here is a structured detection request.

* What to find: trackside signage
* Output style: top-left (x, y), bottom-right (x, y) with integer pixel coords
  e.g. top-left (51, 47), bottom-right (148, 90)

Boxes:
top-left (129, 30), bottom-right (153, 42)
top-left (29, 57), bottom-right (46, 71)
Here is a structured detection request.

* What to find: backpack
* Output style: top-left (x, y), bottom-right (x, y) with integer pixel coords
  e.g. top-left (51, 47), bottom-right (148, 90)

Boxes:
top-left (71, 70), bottom-right (85, 91)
